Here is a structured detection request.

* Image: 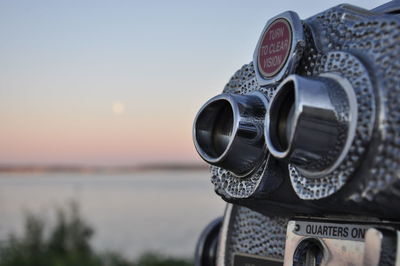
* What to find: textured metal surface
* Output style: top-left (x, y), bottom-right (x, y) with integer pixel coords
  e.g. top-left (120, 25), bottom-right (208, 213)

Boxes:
top-left (223, 62), bottom-right (261, 95)
top-left (197, 2), bottom-right (400, 266)
top-left (301, 5), bottom-right (400, 203)
top-left (211, 162), bottom-right (267, 199)
top-left (209, 4), bottom-right (400, 204)
top-left (222, 205), bottom-right (288, 266)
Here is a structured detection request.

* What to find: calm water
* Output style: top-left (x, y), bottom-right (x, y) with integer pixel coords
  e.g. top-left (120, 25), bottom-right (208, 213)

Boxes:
top-left (0, 170), bottom-right (226, 259)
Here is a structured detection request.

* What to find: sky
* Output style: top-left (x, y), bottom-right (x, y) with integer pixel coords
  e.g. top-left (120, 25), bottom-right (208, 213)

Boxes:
top-left (0, 0), bottom-right (387, 166)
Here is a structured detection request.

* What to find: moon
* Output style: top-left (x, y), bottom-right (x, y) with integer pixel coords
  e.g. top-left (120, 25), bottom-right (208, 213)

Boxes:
top-left (112, 102), bottom-right (125, 115)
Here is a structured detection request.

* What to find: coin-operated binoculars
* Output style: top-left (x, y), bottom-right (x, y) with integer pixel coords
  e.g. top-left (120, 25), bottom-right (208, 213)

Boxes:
top-left (193, 1), bottom-right (400, 265)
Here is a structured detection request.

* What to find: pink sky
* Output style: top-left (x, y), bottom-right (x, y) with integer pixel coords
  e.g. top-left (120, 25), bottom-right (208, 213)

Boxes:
top-left (0, 0), bottom-right (384, 166)
top-left (0, 100), bottom-right (201, 165)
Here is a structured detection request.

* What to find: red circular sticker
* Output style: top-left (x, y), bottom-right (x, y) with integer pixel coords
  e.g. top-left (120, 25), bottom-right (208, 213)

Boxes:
top-left (257, 18), bottom-right (292, 78)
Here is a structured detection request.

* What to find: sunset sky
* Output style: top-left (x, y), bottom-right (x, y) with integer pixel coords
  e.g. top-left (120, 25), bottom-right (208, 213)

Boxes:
top-left (0, 0), bottom-right (385, 166)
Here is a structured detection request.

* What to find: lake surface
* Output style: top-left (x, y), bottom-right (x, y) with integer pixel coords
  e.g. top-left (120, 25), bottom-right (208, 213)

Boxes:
top-left (0, 170), bottom-right (226, 259)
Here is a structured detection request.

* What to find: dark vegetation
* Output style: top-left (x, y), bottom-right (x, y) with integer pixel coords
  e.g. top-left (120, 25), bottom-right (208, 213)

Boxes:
top-left (0, 203), bottom-right (193, 266)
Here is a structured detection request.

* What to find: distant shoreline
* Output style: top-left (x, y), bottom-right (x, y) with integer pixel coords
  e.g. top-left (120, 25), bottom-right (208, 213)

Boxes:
top-left (0, 163), bottom-right (209, 174)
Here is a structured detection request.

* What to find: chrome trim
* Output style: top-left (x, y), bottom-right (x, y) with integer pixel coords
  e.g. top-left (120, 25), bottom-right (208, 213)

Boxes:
top-left (193, 92), bottom-right (269, 177)
top-left (265, 74), bottom-right (354, 176)
top-left (216, 204), bottom-right (233, 266)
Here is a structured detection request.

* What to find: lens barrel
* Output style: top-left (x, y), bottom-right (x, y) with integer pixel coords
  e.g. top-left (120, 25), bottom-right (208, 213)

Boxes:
top-left (193, 92), bottom-right (269, 177)
top-left (265, 74), bottom-right (352, 176)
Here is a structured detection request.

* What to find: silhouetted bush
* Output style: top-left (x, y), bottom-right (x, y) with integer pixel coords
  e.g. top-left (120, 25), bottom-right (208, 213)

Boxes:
top-left (0, 203), bottom-right (193, 266)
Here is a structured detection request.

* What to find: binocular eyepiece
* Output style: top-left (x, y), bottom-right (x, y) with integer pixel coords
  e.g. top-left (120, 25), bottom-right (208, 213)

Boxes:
top-left (193, 92), bottom-right (269, 177)
top-left (193, 73), bottom-right (355, 178)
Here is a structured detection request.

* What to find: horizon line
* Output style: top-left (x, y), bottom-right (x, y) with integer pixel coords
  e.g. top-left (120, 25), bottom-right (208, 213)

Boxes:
top-left (0, 162), bottom-right (209, 174)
